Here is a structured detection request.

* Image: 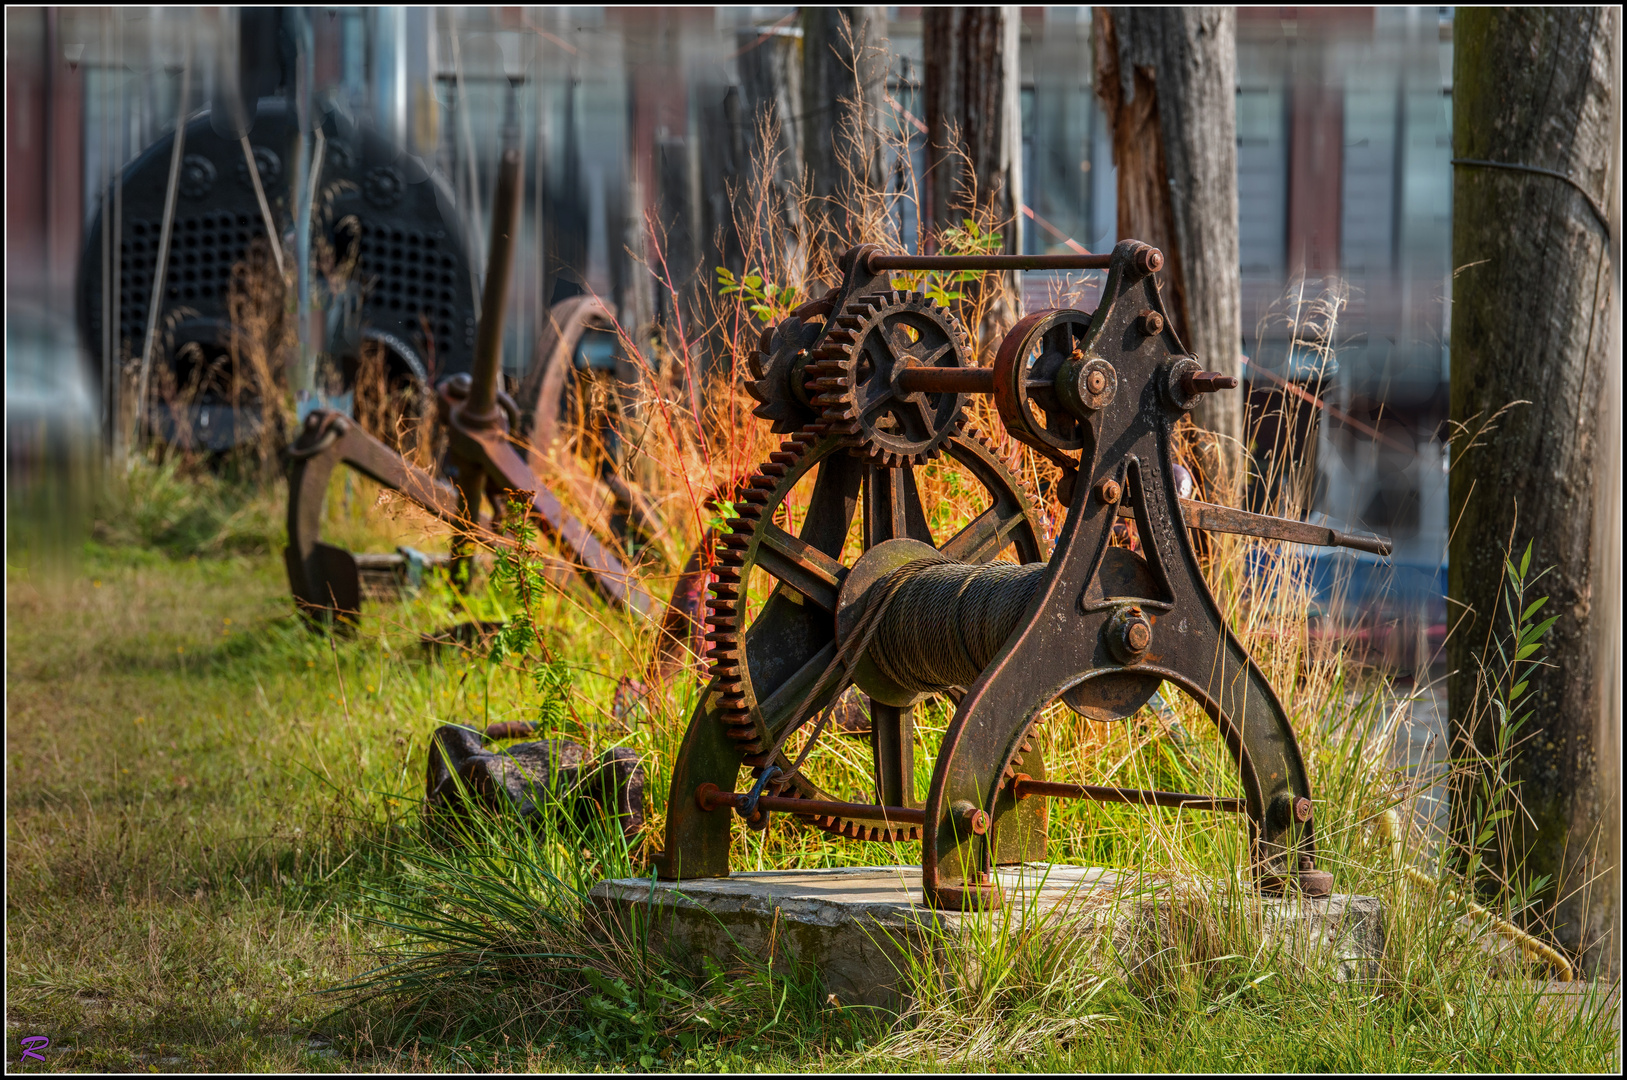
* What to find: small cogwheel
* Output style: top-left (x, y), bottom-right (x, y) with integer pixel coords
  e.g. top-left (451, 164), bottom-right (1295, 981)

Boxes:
top-left (807, 290), bottom-right (971, 466)
top-left (746, 313), bottom-right (825, 434)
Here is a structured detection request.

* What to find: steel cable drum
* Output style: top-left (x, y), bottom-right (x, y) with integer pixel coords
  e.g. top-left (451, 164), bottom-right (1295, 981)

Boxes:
top-left (76, 98), bottom-right (480, 452)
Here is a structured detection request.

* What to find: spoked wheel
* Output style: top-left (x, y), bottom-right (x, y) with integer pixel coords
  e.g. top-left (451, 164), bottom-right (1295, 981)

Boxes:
top-left (668, 426), bottom-right (1047, 853)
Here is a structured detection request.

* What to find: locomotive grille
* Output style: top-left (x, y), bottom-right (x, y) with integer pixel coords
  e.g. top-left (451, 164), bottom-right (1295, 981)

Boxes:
top-left (112, 212), bottom-right (269, 351)
top-left (354, 223), bottom-right (474, 366)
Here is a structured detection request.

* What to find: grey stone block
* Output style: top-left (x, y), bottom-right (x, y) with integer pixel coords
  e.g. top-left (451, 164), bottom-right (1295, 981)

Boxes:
top-left (589, 864), bottom-right (1387, 1010)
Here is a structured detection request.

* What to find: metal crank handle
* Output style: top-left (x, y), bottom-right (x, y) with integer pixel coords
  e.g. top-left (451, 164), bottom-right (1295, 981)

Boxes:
top-left (1121, 499), bottom-right (1393, 557)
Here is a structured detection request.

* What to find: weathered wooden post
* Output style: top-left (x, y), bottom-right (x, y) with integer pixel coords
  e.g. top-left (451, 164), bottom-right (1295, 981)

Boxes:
top-left (921, 7), bottom-right (1022, 251)
top-left (1448, 6), bottom-right (1618, 980)
top-left (1093, 7), bottom-right (1242, 458)
top-left (801, 7), bottom-right (888, 275)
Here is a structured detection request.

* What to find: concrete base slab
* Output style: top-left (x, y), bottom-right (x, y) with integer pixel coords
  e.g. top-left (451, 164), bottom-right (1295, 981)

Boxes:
top-left (589, 864), bottom-right (1386, 1010)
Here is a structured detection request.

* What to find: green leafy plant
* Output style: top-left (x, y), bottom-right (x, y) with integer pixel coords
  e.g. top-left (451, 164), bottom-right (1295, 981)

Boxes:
top-left (890, 218), bottom-right (1005, 306)
top-left (702, 497), bottom-right (738, 536)
top-left (1457, 540), bottom-right (1558, 907)
top-left (716, 267), bottom-right (802, 322)
top-left (488, 497), bottom-right (574, 729)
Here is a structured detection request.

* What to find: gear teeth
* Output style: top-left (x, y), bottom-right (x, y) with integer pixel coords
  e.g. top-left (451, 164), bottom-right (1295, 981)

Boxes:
top-left (744, 315), bottom-right (821, 433)
top-left (814, 289), bottom-right (973, 465)
top-left (695, 419), bottom-right (1041, 848)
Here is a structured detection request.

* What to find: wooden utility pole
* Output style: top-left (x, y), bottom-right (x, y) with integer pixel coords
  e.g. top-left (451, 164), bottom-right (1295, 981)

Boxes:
top-left (1448, 7), bottom-right (1618, 980)
top-left (921, 7), bottom-right (1021, 250)
top-left (1093, 8), bottom-right (1241, 457)
top-left (801, 7), bottom-right (887, 273)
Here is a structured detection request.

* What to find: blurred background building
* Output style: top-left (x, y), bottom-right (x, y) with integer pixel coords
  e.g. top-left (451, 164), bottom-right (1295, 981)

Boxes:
top-left (6, 5), bottom-right (1454, 667)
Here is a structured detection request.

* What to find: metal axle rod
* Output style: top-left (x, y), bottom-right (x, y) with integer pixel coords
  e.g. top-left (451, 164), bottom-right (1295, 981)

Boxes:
top-left (867, 252), bottom-right (1116, 272)
top-left (696, 783), bottom-right (927, 825)
top-left (467, 142), bottom-right (523, 422)
top-left (1011, 774), bottom-right (1244, 813)
top-left (895, 366), bottom-right (997, 395)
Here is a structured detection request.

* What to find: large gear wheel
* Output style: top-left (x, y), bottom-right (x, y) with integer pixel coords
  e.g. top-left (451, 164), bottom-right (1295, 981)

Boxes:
top-left (807, 290), bottom-right (971, 467)
top-left (702, 425), bottom-right (1048, 842)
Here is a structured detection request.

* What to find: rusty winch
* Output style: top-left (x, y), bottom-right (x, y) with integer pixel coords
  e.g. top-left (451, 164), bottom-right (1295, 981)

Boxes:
top-left (653, 241), bottom-right (1390, 908)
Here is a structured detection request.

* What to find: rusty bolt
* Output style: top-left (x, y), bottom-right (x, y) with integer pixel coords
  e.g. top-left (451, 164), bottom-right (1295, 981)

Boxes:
top-left (1294, 797), bottom-right (1314, 822)
top-left (1139, 309), bottom-right (1165, 336)
top-left (1134, 246), bottom-right (1164, 275)
top-left (952, 799), bottom-right (991, 837)
top-left (1086, 369), bottom-right (1108, 395)
top-left (1106, 604), bottom-right (1153, 664)
top-left (1126, 621), bottom-right (1151, 652)
top-left (1181, 370), bottom-right (1240, 396)
top-left (1095, 479), bottom-right (1122, 504)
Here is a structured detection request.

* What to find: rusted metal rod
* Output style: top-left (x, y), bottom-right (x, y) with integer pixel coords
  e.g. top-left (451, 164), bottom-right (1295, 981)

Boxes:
top-left (867, 252), bottom-right (1114, 272)
top-left (894, 367), bottom-right (997, 395)
top-left (468, 143), bottom-right (524, 420)
top-left (1180, 370), bottom-right (1240, 395)
top-left (697, 784), bottom-right (927, 824)
top-left (1012, 775), bottom-right (1244, 813)
top-left (1132, 499), bottom-right (1394, 557)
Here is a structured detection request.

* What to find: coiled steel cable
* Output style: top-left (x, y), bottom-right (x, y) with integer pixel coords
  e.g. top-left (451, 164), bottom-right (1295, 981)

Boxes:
top-left (745, 554), bottom-right (1044, 817)
top-left (869, 560), bottom-right (1047, 694)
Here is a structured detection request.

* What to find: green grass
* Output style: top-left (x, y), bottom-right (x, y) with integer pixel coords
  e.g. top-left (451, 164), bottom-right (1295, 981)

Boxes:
top-left (5, 463), bottom-right (1619, 1072)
